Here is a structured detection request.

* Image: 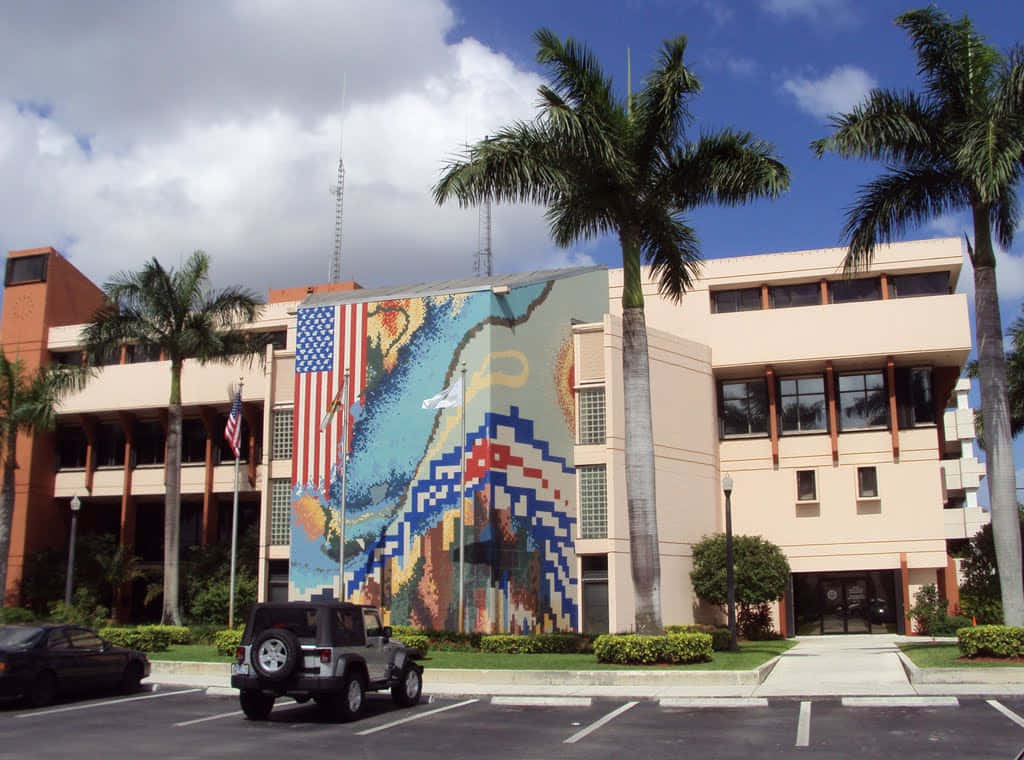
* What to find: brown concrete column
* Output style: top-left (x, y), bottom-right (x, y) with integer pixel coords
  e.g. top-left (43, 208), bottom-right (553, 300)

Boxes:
top-left (880, 273), bottom-right (890, 300)
top-left (819, 278), bottom-right (828, 304)
top-left (116, 412), bottom-right (136, 622)
top-left (887, 357), bottom-right (899, 461)
top-left (199, 407), bottom-right (219, 546)
top-left (777, 594), bottom-right (788, 638)
top-left (79, 414), bottom-right (96, 495)
top-left (241, 402), bottom-right (260, 488)
top-left (825, 361), bottom-right (838, 464)
top-left (944, 556), bottom-right (960, 615)
top-left (760, 284), bottom-right (770, 310)
top-left (765, 366), bottom-right (779, 467)
top-left (900, 552), bottom-right (911, 634)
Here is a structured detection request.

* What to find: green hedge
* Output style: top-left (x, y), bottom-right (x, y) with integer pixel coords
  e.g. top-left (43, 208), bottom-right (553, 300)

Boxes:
top-left (593, 633), bottom-right (713, 665)
top-left (149, 625), bottom-right (192, 645)
top-left (958, 625), bottom-right (1024, 658)
top-left (214, 629), bottom-right (244, 656)
top-left (665, 624), bottom-right (731, 651)
top-left (0, 607), bottom-right (37, 624)
top-left (99, 625), bottom-right (172, 652)
top-left (396, 634), bottom-right (429, 658)
top-left (389, 627), bottom-right (481, 651)
top-left (479, 633), bottom-right (592, 654)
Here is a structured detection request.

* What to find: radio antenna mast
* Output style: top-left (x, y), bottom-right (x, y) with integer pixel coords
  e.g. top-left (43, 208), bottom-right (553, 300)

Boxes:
top-left (328, 76), bottom-right (347, 283)
top-left (473, 136), bottom-right (493, 278)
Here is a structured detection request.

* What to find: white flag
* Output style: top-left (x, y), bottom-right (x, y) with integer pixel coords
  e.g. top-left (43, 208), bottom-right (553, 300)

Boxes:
top-left (421, 377), bottom-right (462, 409)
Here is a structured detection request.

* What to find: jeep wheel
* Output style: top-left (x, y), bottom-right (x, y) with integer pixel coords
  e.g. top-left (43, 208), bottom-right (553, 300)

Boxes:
top-left (240, 689), bottom-right (275, 720)
top-left (251, 628), bottom-right (301, 682)
top-left (391, 665), bottom-right (422, 707)
top-left (333, 672), bottom-right (365, 722)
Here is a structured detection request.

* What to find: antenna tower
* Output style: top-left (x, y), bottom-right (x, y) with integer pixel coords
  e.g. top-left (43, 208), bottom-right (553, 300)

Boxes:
top-left (474, 199), bottom-right (492, 277)
top-left (328, 79), bottom-right (347, 283)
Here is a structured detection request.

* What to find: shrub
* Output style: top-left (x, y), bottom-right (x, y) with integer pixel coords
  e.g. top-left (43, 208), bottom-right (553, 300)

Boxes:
top-left (738, 603), bottom-right (778, 640)
top-left (415, 629), bottom-right (482, 651)
top-left (910, 584), bottom-right (953, 635)
top-left (479, 633), bottom-right (591, 654)
top-left (397, 634), bottom-right (429, 658)
top-left (666, 624), bottom-right (732, 651)
top-left (593, 633), bottom-right (712, 665)
top-left (186, 624), bottom-right (224, 645)
top-left (214, 628), bottom-right (244, 656)
top-left (98, 625), bottom-right (171, 652)
top-left (933, 615), bottom-right (973, 636)
top-left (48, 589), bottom-right (109, 629)
top-left (187, 575), bottom-right (257, 625)
top-left (148, 625), bottom-right (192, 645)
top-left (0, 607), bottom-right (37, 624)
top-left (958, 625), bottom-right (1024, 658)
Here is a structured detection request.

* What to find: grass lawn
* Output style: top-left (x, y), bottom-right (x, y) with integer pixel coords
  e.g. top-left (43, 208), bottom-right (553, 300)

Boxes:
top-left (148, 640), bottom-right (794, 670)
top-left (898, 643), bottom-right (1024, 668)
top-left (418, 640), bottom-right (795, 671)
top-left (147, 644), bottom-right (232, 663)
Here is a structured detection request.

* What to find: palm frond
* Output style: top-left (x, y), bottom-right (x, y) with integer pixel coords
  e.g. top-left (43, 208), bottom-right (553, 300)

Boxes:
top-left (998, 45), bottom-right (1024, 121)
top-left (639, 211), bottom-right (702, 303)
top-left (841, 165), bottom-right (969, 271)
top-left (668, 130), bottom-right (790, 209)
top-left (545, 187), bottom-right (620, 248)
top-left (633, 35), bottom-right (700, 168)
top-left (993, 185), bottom-right (1020, 250)
top-left (811, 89), bottom-right (937, 163)
top-left (533, 28), bottom-right (616, 113)
top-left (954, 114), bottom-right (1024, 204)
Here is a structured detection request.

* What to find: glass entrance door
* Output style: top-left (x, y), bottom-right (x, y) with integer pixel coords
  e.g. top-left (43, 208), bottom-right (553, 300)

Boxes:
top-left (820, 577), bottom-right (870, 634)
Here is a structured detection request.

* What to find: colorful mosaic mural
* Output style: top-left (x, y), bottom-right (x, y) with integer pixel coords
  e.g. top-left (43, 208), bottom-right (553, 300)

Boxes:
top-left (289, 270), bottom-right (606, 632)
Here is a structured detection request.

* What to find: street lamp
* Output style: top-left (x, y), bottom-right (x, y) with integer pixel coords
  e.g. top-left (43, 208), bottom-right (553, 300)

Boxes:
top-left (64, 495), bottom-right (81, 607)
top-left (722, 475), bottom-right (739, 652)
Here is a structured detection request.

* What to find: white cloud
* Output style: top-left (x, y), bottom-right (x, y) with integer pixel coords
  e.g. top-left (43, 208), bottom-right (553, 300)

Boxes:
top-left (762, 0), bottom-right (855, 24)
top-left (782, 66), bottom-right (877, 119)
top-left (0, 1), bottom-right (568, 297)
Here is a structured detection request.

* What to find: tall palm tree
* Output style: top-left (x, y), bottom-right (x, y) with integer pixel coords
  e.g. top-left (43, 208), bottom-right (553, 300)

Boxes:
top-left (434, 29), bottom-right (789, 633)
top-left (812, 8), bottom-right (1024, 625)
top-left (0, 352), bottom-right (86, 605)
top-left (82, 251), bottom-right (263, 625)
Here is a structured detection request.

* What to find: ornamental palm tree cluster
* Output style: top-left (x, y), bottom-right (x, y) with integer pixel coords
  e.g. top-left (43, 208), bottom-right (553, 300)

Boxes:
top-left (813, 8), bottom-right (1024, 625)
top-left (82, 251), bottom-right (264, 625)
top-left (434, 28), bottom-right (790, 633)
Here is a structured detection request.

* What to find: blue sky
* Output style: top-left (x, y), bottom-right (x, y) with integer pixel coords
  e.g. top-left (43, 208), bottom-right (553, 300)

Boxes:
top-left (0, 0), bottom-right (1021, 491)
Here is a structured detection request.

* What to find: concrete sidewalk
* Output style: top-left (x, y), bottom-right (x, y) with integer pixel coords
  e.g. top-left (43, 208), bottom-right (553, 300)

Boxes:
top-left (147, 634), bottom-right (1024, 699)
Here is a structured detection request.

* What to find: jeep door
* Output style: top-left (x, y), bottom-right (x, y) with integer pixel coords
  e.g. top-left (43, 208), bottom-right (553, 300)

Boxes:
top-left (361, 609), bottom-right (389, 682)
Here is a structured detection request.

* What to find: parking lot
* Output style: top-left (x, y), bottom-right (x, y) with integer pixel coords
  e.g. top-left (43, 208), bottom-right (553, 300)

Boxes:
top-left (2, 687), bottom-right (1024, 759)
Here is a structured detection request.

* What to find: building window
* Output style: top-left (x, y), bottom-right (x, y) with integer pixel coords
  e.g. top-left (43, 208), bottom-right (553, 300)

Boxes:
top-left (270, 479), bottom-right (291, 545)
top-left (271, 408), bottom-right (293, 460)
top-left (711, 287), bottom-right (762, 314)
top-left (796, 470), bottom-right (817, 501)
top-left (133, 421), bottom-right (165, 466)
top-left (829, 277), bottom-right (881, 304)
top-left (771, 282), bottom-right (820, 309)
top-left (720, 379), bottom-right (769, 437)
top-left (579, 465), bottom-right (608, 539)
top-left (50, 350), bottom-right (82, 367)
top-left (94, 423), bottom-right (126, 467)
top-left (890, 272), bottom-right (949, 298)
top-left (838, 371), bottom-right (889, 430)
top-left (779, 376), bottom-right (826, 434)
top-left (124, 343), bottom-right (162, 364)
top-left (56, 426), bottom-right (88, 469)
top-left (896, 367), bottom-right (934, 427)
top-left (578, 387), bottom-right (606, 445)
top-left (857, 466), bottom-right (879, 498)
top-left (181, 419), bottom-right (208, 464)
top-left (5, 254), bottom-right (48, 286)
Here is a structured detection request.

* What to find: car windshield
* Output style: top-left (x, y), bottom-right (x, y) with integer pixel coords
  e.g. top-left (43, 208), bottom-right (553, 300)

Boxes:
top-left (0, 626), bottom-right (44, 648)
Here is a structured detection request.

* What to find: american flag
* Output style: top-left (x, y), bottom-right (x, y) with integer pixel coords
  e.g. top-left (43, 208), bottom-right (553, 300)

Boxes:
top-left (293, 302), bottom-right (368, 491)
top-left (224, 387), bottom-right (243, 458)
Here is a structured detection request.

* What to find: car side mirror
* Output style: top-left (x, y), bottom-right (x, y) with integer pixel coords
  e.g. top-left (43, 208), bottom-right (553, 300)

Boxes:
top-left (382, 626), bottom-right (392, 643)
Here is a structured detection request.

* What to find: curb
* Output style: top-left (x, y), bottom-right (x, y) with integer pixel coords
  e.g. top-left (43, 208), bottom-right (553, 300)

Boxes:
top-left (896, 651), bottom-right (1024, 685)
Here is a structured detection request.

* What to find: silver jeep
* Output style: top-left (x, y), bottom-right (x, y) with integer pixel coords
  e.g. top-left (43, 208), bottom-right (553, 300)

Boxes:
top-left (230, 601), bottom-right (424, 721)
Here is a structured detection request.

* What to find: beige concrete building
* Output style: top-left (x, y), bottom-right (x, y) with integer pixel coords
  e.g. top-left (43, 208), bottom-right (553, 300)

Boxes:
top-left (2, 237), bottom-right (984, 634)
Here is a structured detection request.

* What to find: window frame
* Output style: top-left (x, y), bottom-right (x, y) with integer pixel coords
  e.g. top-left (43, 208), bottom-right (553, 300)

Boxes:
top-left (770, 282), bottom-right (821, 309)
top-left (577, 386), bottom-right (606, 445)
top-left (711, 287), bottom-right (762, 314)
top-left (796, 469), bottom-right (818, 502)
top-left (857, 466), bottom-right (879, 499)
top-left (777, 374), bottom-right (828, 435)
top-left (578, 464), bottom-right (608, 539)
top-left (719, 378), bottom-right (770, 438)
top-left (4, 254), bottom-right (48, 286)
top-left (837, 370), bottom-right (890, 431)
top-left (889, 272), bottom-right (950, 298)
top-left (828, 277), bottom-right (881, 304)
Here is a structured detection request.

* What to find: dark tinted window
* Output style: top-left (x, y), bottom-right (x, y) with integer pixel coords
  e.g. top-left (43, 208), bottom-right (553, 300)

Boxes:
top-left (711, 288), bottom-right (762, 313)
top-left (182, 419), bottom-right (208, 464)
top-left (830, 277), bottom-right (881, 304)
top-left (771, 283), bottom-right (820, 308)
top-left (5, 254), bottom-right (48, 286)
top-left (51, 350), bottom-right (82, 366)
top-left (56, 425), bottom-right (88, 469)
top-left (0, 626), bottom-right (44, 647)
top-left (46, 629), bottom-right (71, 650)
top-left (779, 376), bottom-right (826, 433)
top-left (124, 344), bottom-right (162, 363)
top-left (797, 470), bottom-right (817, 501)
top-left (890, 272), bottom-right (949, 298)
top-left (134, 421), bottom-right (165, 466)
top-left (858, 466), bottom-right (879, 498)
top-left (720, 380), bottom-right (769, 437)
top-left (68, 629), bottom-right (103, 649)
top-left (251, 606), bottom-right (319, 641)
top-left (838, 372), bottom-right (889, 429)
top-left (95, 423), bottom-right (126, 467)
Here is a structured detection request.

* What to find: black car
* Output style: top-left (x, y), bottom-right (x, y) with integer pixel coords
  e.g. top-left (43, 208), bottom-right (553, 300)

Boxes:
top-left (0, 624), bottom-right (151, 707)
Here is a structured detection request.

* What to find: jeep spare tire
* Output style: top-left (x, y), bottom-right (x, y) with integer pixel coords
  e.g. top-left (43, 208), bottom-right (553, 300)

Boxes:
top-left (251, 628), bottom-right (301, 681)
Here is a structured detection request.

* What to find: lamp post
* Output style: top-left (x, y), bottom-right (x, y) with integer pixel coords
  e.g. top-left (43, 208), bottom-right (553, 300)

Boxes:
top-left (722, 475), bottom-right (739, 652)
top-left (64, 495), bottom-right (81, 607)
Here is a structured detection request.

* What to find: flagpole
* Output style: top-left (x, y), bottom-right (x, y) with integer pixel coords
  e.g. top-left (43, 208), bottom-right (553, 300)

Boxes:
top-left (338, 369), bottom-right (350, 601)
top-left (458, 361), bottom-right (467, 633)
top-left (228, 378), bottom-right (243, 629)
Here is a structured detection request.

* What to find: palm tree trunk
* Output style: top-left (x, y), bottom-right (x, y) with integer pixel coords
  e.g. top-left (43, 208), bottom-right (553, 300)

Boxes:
top-left (973, 207), bottom-right (1024, 626)
top-left (620, 233), bottom-right (663, 634)
top-left (161, 363), bottom-right (184, 625)
top-left (0, 430), bottom-right (18, 607)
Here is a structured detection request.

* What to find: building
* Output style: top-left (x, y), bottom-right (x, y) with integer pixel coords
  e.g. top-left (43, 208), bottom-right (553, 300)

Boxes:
top-left (0, 237), bottom-right (985, 634)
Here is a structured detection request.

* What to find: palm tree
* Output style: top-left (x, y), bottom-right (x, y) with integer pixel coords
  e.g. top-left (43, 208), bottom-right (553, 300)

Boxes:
top-left (434, 29), bottom-right (789, 633)
top-left (812, 8), bottom-right (1024, 625)
top-left (82, 251), bottom-right (263, 625)
top-left (0, 352), bottom-right (86, 605)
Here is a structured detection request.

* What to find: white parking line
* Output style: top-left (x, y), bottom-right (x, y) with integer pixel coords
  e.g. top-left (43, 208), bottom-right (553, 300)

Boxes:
top-left (173, 700), bottom-right (303, 727)
top-left (564, 701), bottom-right (638, 744)
top-left (988, 699), bottom-right (1024, 729)
top-left (659, 698), bottom-right (769, 708)
top-left (16, 688), bottom-right (203, 718)
top-left (492, 696), bottom-right (592, 707)
top-left (796, 701), bottom-right (811, 747)
top-left (841, 697), bottom-right (959, 708)
top-left (355, 698), bottom-right (478, 736)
